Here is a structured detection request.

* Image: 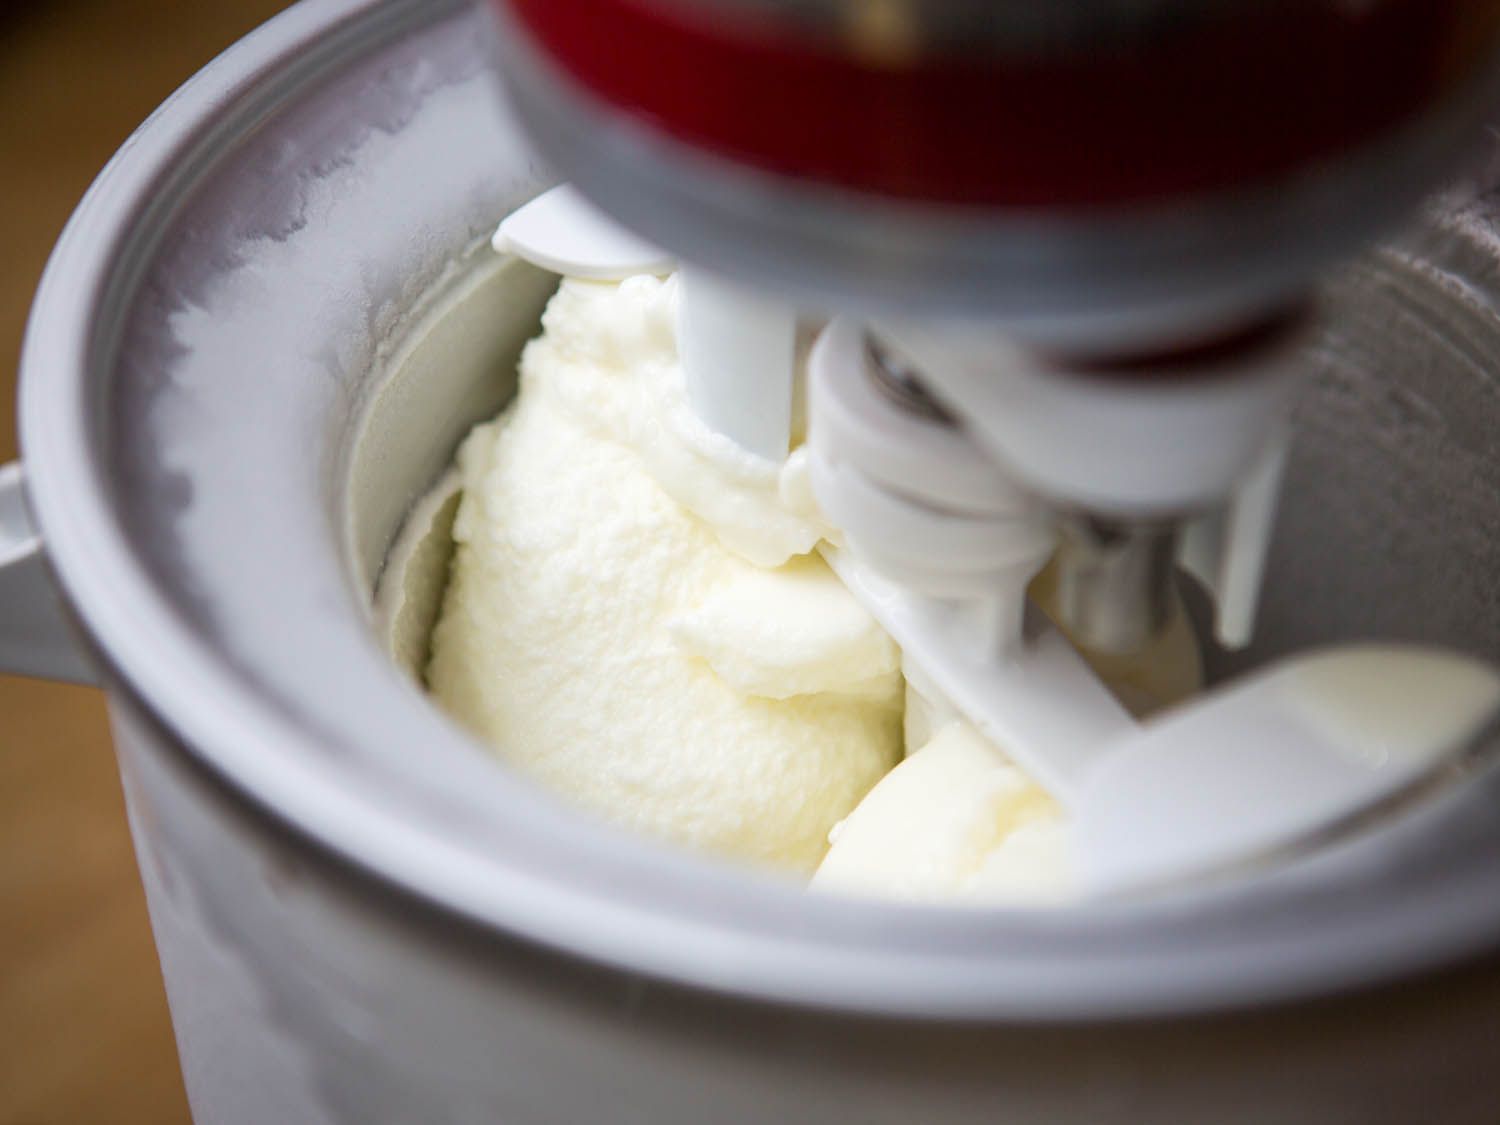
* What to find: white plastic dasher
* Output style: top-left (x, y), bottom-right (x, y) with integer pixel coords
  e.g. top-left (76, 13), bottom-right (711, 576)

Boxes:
top-left (486, 183), bottom-right (1500, 897)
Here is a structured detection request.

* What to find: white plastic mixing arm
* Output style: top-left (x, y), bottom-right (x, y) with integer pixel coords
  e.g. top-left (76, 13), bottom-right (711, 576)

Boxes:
top-left (677, 267), bottom-right (797, 461)
top-left (492, 185), bottom-right (673, 280)
top-left (819, 543), bottom-right (1133, 800)
top-left (1076, 645), bottom-right (1500, 894)
top-left (1178, 431), bottom-right (1289, 649)
top-left (494, 185), bottom-right (797, 461)
top-left (806, 315), bottom-right (1123, 796)
top-left (807, 317), bottom-right (1055, 657)
top-left (872, 316), bottom-right (1298, 516)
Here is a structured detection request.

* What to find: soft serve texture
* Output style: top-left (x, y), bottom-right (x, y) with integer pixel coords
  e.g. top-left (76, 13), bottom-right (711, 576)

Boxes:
top-left (428, 275), bottom-right (905, 872)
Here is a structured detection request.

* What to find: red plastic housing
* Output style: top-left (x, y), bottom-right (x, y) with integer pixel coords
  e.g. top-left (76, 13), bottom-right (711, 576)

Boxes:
top-left (501, 0), bottom-right (1499, 208)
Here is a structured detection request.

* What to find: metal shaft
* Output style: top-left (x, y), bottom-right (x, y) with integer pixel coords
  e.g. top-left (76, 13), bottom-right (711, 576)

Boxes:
top-left (1053, 515), bottom-right (1179, 653)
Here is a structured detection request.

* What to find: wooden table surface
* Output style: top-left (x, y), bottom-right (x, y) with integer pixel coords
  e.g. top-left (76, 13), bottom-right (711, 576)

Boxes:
top-left (1, 4), bottom-right (288, 1122)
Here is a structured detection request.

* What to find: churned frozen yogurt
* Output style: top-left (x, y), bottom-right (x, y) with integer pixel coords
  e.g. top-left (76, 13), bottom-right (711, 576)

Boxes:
top-left (813, 722), bottom-right (1069, 902)
top-left (427, 274), bottom-right (905, 873)
top-left (419, 267), bottom-right (1199, 895)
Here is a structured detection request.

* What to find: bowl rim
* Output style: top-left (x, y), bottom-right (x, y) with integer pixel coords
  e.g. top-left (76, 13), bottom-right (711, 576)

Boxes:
top-left (20, 0), bottom-right (1500, 1023)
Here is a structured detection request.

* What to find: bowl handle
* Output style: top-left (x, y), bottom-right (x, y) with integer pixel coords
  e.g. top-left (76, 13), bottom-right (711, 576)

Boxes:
top-left (0, 462), bottom-right (96, 685)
